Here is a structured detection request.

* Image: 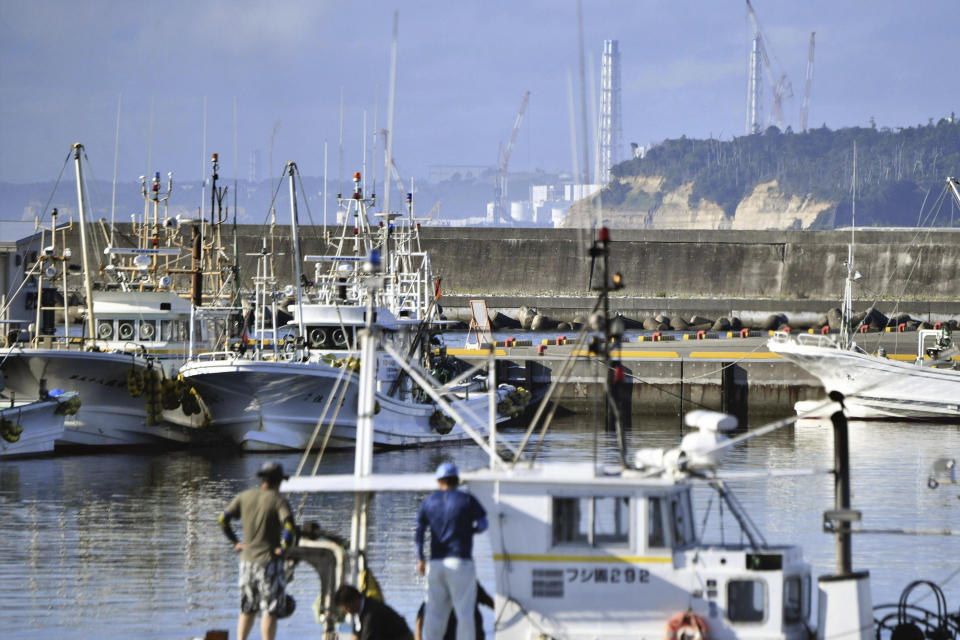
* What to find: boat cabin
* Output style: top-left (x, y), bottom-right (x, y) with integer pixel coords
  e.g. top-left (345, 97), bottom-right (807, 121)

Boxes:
top-left (463, 463), bottom-right (813, 640)
top-left (92, 290), bottom-right (196, 348)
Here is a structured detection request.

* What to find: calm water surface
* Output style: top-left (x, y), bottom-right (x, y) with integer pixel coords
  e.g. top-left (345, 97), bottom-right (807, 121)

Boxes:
top-left (2, 415), bottom-right (959, 638)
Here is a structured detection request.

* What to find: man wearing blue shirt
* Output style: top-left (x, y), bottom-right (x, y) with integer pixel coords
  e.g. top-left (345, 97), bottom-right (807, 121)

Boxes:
top-left (416, 462), bottom-right (488, 640)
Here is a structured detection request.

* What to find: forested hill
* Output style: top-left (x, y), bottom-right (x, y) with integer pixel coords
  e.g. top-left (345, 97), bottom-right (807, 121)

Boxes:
top-left (593, 118), bottom-right (960, 229)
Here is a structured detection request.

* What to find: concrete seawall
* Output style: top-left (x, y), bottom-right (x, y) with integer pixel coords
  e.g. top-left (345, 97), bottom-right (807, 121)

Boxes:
top-left (9, 226), bottom-right (960, 320)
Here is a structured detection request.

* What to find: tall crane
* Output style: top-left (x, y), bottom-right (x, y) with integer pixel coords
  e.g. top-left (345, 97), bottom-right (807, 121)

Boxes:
top-left (745, 0), bottom-right (793, 131)
top-left (799, 32), bottom-right (816, 133)
top-left (493, 90), bottom-right (531, 224)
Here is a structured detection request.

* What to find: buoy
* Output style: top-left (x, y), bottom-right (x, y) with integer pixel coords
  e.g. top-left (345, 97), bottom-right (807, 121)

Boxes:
top-left (666, 611), bottom-right (709, 640)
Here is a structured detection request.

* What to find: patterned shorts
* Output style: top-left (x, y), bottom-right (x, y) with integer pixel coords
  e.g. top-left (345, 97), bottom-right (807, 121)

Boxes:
top-left (239, 558), bottom-right (286, 616)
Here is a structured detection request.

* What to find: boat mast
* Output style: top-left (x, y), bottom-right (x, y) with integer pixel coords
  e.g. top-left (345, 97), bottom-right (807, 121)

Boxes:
top-left (349, 253), bottom-right (380, 587)
top-left (72, 144), bottom-right (97, 343)
top-left (383, 10), bottom-right (398, 215)
top-left (841, 142), bottom-right (857, 350)
top-left (286, 162), bottom-right (306, 339)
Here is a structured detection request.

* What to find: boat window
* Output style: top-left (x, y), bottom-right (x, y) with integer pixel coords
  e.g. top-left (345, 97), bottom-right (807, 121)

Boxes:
top-left (727, 579), bottom-right (766, 623)
top-left (647, 496), bottom-right (667, 548)
top-left (552, 497), bottom-right (589, 545)
top-left (594, 497), bottom-right (629, 544)
top-left (160, 320), bottom-right (171, 341)
top-left (552, 496), bottom-right (629, 547)
top-left (670, 493), bottom-right (694, 547)
top-left (783, 576), bottom-right (803, 623)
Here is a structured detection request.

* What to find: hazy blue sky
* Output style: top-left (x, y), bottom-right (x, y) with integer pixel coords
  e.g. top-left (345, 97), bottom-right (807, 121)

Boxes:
top-left (1, 0), bottom-right (957, 185)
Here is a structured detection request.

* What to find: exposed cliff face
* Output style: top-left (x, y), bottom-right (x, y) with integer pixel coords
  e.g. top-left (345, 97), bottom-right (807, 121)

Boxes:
top-left (732, 181), bottom-right (835, 229)
top-left (563, 174), bottom-right (838, 230)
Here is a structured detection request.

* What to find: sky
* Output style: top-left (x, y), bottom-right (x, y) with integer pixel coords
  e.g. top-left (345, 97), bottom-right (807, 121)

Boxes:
top-left (0, 0), bottom-right (957, 186)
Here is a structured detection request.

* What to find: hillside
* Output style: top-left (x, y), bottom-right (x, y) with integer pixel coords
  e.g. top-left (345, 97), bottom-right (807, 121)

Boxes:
top-left (566, 118), bottom-right (960, 229)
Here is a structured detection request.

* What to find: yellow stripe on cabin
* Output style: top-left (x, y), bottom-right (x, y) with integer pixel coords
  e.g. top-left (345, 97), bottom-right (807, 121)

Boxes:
top-left (492, 553), bottom-right (672, 564)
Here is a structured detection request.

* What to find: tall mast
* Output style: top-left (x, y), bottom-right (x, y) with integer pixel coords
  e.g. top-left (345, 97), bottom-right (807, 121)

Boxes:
top-left (72, 144), bottom-right (96, 342)
top-left (383, 10), bottom-right (399, 214)
top-left (287, 162), bottom-right (306, 339)
top-left (841, 142), bottom-right (857, 349)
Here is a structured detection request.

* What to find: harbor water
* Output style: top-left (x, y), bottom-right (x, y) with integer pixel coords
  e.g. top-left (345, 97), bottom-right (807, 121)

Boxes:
top-left (1, 415), bottom-right (959, 638)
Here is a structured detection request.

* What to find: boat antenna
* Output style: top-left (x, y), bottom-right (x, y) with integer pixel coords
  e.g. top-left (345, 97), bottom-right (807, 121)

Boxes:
top-left (371, 85), bottom-right (379, 204)
top-left (109, 93), bottom-right (122, 247)
top-left (323, 139), bottom-right (328, 228)
top-left (362, 110), bottom-right (368, 197)
top-left (338, 88), bottom-right (344, 206)
top-left (383, 10), bottom-right (399, 214)
top-left (201, 96), bottom-right (208, 231)
top-left (233, 96), bottom-right (240, 304)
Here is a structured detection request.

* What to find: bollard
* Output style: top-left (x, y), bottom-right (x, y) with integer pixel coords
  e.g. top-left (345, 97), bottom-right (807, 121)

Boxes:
top-left (898, 322), bottom-right (906, 332)
top-left (934, 322), bottom-right (943, 330)
top-left (696, 330), bottom-right (706, 340)
top-left (542, 338), bottom-right (550, 345)
top-left (537, 344), bottom-right (546, 355)
top-left (821, 325), bottom-right (830, 335)
top-left (739, 328), bottom-right (750, 338)
top-left (652, 332), bottom-right (661, 342)
top-left (859, 325), bottom-right (869, 334)
top-left (782, 326), bottom-right (791, 333)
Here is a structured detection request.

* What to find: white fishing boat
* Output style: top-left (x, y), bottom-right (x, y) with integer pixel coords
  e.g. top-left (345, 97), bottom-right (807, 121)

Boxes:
top-left (180, 164), bottom-right (522, 450)
top-left (770, 329), bottom-right (960, 420)
top-left (0, 145), bottom-right (234, 448)
top-left (769, 176), bottom-right (960, 421)
top-left (280, 229), bottom-right (879, 640)
top-left (0, 389), bottom-right (79, 457)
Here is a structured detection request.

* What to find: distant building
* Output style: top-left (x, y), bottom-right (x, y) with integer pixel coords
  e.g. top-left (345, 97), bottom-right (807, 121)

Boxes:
top-left (427, 165), bottom-right (493, 183)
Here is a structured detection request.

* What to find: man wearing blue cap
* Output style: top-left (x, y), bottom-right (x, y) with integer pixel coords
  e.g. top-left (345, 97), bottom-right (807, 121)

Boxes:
top-left (416, 462), bottom-right (488, 640)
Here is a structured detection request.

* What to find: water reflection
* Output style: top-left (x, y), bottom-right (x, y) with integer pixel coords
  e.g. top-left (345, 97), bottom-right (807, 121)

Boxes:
top-left (1, 416), bottom-right (958, 637)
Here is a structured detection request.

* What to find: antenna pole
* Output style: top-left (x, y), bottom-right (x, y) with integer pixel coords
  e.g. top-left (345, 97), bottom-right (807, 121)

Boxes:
top-left (362, 110), bottom-right (368, 197)
top-left (384, 10), bottom-right (399, 214)
top-left (233, 96), bottom-right (240, 304)
top-left (323, 139), bottom-right (328, 228)
top-left (110, 94), bottom-right (122, 247)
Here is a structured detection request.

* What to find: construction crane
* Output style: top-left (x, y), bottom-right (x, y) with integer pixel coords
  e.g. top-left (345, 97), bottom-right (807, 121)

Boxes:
top-left (799, 32), bottom-right (815, 132)
top-left (493, 90), bottom-right (531, 224)
top-left (745, 0), bottom-right (793, 131)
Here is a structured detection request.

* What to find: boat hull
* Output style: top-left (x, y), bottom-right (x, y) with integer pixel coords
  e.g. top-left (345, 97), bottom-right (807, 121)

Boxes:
top-left (0, 395), bottom-right (71, 457)
top-left (769, 339), bottom-right (960, 420)
top-left (1, 349), bottom-right (204, 447)
top-left (180, 357), bottom-right (497, 450)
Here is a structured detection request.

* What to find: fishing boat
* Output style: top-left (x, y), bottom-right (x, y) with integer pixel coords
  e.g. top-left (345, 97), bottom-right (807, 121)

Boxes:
top-left (0, 145), bottom-right (234, 447)
top-left (769, 177), bottom-right (960, 421)
top-left (0, 388), bottom-right (79, 458)
top-left (770, 329), bottom-right (960, 421)
top-left (180, 164), bottom-right (522, 451)
top-left (279, 229), bottom-right (885, 640)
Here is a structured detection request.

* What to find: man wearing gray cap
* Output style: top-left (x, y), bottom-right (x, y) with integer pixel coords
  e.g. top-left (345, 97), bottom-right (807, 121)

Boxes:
top-left (416, 462), bottom-right (488, 640)
top-left (220, 461), bottom-right (297, 640)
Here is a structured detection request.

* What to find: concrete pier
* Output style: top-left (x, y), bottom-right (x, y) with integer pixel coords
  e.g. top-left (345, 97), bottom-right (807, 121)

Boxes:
top-left (444, 332), bottom-right (953, 417)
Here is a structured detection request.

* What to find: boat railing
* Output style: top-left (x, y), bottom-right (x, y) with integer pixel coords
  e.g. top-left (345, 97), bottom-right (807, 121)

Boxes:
top-left (189, 350), bottom-right (241, 362)
top-left (793, 332), bottom-right (840, 348)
